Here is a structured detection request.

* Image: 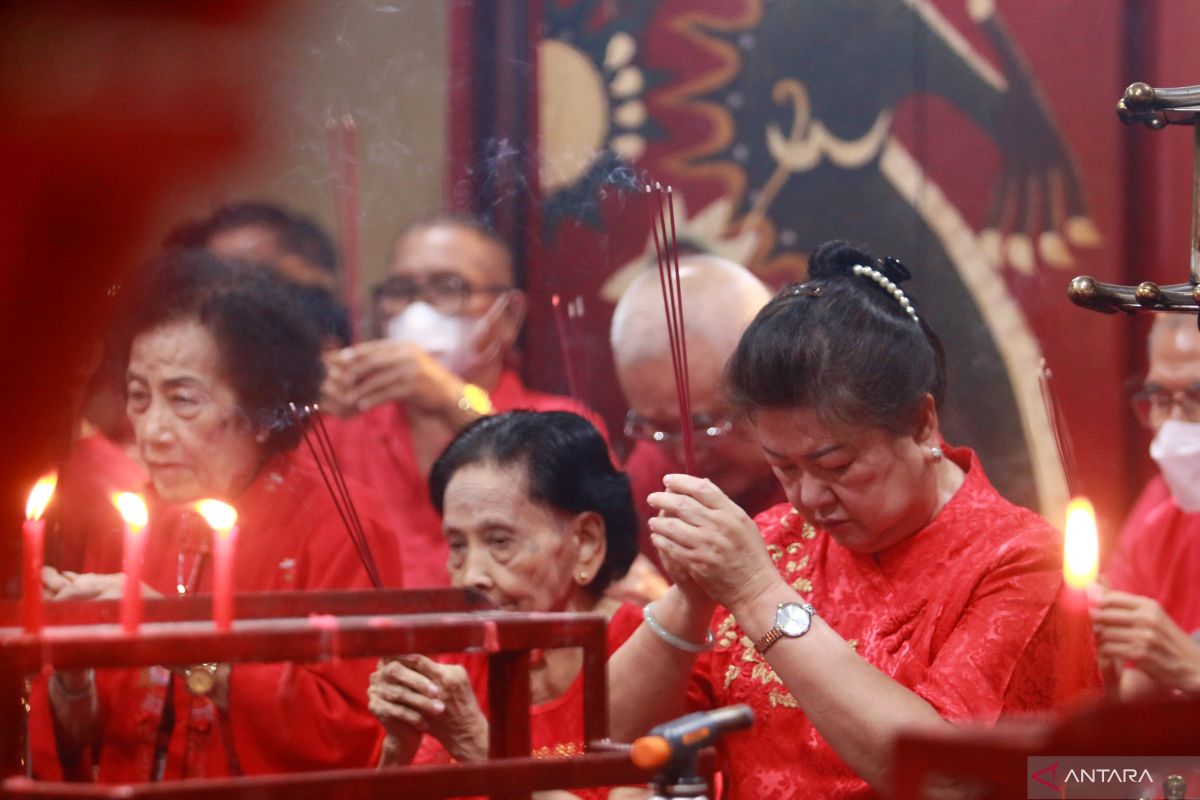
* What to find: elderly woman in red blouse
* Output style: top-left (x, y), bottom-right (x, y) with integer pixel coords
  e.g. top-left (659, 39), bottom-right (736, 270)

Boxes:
top-left (33, 249), bottom-right (403, 782)
top-left (609, 240), bottom-right (1101, 799)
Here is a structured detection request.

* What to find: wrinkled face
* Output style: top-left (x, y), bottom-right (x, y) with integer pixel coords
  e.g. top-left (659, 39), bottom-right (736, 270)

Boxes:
top-left (617, 345), bottom-right (770, 499)
top-left (442, 463), bottom-right (586, 612)
top-left (755, 407), bottom-right (936, 554)
top-left (126, 319), bottom-right (265, 503)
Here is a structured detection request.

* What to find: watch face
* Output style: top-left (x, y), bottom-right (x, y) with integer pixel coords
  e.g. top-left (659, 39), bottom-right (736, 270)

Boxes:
top-left (776, 602), bottom-right (813, 637)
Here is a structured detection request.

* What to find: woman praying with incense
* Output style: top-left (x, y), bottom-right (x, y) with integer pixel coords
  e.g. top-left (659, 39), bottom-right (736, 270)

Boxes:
top-left (31, 249), bottom-right (403, 782)
top-left (609, 240), bottom-right (1101, 798)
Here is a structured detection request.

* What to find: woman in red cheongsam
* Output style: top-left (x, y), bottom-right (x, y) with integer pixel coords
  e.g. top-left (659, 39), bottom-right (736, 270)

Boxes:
top-left (609, 240), bottom-right (1101, 799)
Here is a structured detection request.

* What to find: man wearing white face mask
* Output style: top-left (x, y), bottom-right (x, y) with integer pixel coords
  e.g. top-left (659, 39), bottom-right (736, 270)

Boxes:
top-left (1092, 314), bottom-right (1200, 700)
top-left (320, 215), bottom-right (607, 588)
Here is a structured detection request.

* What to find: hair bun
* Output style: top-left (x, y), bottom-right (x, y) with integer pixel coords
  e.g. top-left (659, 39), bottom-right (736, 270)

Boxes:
top-left (806, 240), bottom-right (876, 281)
top-left (806, 240), bottom-right (912, 286)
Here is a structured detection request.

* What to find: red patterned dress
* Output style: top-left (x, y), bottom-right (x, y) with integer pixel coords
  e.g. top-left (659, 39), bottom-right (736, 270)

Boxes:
top-left (686, 446), bottom-right (1101, 799)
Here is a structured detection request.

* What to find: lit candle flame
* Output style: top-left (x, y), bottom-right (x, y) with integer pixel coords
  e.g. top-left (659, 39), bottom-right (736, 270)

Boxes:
top-left (195, 499), bottom-right (237, 535)
top-left (112, 492), bottom-right (148, 530)
top-left (1063, 496), bottom-right (1099, 590)
top-left (25, 474), bottom-right (57, 521)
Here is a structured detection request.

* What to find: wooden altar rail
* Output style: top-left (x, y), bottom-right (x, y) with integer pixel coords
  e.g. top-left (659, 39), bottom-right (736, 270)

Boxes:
top-left (890, 695), bottom-right (1200, 799)
top-left (0, 591), bottom-right (615, 800)
top-left (0, 588), bottom-right (495, 628)
top-left (1, 751), bottom-right (654, 800)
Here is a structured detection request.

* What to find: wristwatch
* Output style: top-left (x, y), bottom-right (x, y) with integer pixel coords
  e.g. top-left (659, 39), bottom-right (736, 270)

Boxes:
top-left (184, 663), bottom-right (220, 696)
top-left (754, 602), bottom-right (817, 655)
top-left (457, 383), bottom-right (494, 417)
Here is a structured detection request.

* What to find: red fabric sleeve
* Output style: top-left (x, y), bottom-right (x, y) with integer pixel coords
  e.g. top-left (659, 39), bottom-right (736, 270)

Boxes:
top-left (1106, 476), bottom-right (1171, 597)
top-left (909, 533), bottom-right (1096, 722)
top-left (225, 492), bottom-right (403, 772)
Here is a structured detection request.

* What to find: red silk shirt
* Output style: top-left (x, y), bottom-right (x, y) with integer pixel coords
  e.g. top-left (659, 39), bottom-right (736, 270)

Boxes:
top-left (322, 369), bottom-right (607, 588)
top-left (1107, 475), bottom-right (1200, 635)
top-left (30, 451), bottom-right (404, 782)
top-left (686, 446), bottom-right (1101, 799)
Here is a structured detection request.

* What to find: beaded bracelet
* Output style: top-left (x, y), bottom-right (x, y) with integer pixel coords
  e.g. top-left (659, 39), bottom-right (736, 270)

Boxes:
top-left (643, 601), bottom-right (715, 653)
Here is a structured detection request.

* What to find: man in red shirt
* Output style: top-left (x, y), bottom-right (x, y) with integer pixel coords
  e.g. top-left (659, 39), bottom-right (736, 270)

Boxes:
top-left (321, 215), bottom-right (603, 587)
top-left (1094, 313), bottom-right (1200, 699)
top-left (611, 255), bottom-right (782, 574)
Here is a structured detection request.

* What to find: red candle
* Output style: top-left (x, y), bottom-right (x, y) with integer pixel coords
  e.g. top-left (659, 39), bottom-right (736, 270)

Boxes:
top-left (113, 492), bottom-right (148, 634)
top-left (195, 499), bottom-right (238, 631)
top-left (1059, 497), bottom-right (1100, 706)
top-left (22, 474), bottom-right (57, 634)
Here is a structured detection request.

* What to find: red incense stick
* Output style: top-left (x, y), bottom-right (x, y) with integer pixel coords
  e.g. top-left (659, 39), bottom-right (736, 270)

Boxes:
top-left (647, 183), bottom-right (696, 474)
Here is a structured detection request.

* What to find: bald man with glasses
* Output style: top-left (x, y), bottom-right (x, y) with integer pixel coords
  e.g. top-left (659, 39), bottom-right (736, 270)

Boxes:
top-left (611, 255), bottom-right (783, 574)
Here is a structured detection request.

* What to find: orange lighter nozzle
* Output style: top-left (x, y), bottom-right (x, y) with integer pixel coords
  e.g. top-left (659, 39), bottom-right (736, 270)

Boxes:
top-left (630, 735), bottom-right (672, 770)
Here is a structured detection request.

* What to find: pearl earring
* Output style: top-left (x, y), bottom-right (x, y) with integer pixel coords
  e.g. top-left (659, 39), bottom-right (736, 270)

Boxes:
top-left (577, 571), bottom-right (590, 585)
top-left (928, 446), bottom-right (944, 463)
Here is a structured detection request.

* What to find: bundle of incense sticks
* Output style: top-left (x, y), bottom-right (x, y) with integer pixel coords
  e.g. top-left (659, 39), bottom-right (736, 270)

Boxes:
top-left (289, 402), bottom-right (383, 588)
top-left (326, 114), bottom-right (362, 342)
top-left (1037, 357), bottom-right (1080, 497)
top-left (647, 183), bottom-right (696, 475)
top-left (550, 293), bottom-right (582, 401)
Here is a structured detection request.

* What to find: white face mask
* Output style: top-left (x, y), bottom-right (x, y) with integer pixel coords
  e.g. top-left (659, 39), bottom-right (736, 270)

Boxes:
top-left (1150, 419), bottom-right (1200, 512)
top-left (385, 298), bottom-right (505, 378)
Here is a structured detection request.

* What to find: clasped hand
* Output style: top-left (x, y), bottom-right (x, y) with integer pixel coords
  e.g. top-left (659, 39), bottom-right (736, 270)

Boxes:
top-left (322, 340), bottom-right (463, 418)
top-left (647, 474), bottom-right (781, 614)
top-left (1090, 588), bottom-right (1200, 696)
top-left (368, 654), bottom-right (487, 763)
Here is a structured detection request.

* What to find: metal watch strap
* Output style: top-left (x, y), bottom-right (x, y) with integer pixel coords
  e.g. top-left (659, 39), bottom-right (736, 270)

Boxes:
top-left (754, 627), bottom-right (786, 655)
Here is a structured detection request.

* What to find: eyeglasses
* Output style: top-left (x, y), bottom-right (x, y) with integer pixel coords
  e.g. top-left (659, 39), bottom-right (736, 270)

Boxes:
top-left (1130, 382), bottom-right (1200, 429)
top-left (374, 273), bottom-right (510, 315)
top-left (624, 410), bottom-right (736, 444)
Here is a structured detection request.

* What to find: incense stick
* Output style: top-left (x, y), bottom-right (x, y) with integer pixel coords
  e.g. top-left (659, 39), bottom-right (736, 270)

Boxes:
top-left (647, 183), bottom-right (696, 474)
top-left (550, 294), bottom-right (581, 400)
top-left (665, 186), bottom-right (696, 473)
top-left (1037, 358), bottom-right (1080, 497)
top-left (288, 403), bottom-right (383, 588)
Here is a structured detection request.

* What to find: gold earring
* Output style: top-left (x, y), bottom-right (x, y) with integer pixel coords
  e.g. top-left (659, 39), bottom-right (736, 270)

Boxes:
top-left (577, 571), bottom-right (590, 584)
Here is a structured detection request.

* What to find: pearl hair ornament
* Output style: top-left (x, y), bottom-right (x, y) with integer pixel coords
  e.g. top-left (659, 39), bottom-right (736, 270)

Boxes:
top-left (851, 264), bottom-right (919, 323)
